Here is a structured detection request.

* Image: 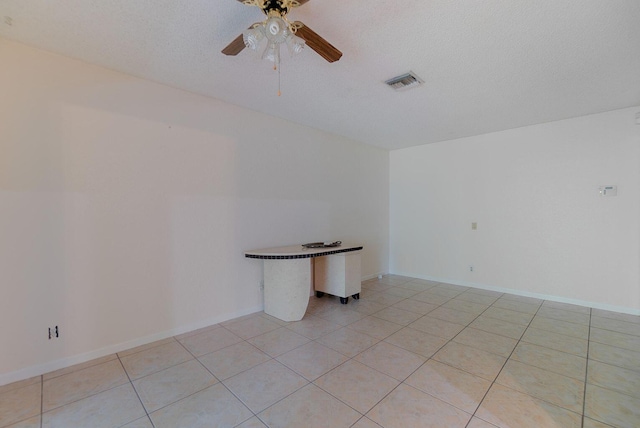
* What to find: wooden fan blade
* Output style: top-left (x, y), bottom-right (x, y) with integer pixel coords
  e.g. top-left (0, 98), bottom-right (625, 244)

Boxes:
top-left (296, 0), bottom-right (311, 5)
top-left (222, 23), bottom-right (263, 56)
top-left (295, 22), bottom-right (342, 63)
top-left (222, 33), bottom-right (246, 56)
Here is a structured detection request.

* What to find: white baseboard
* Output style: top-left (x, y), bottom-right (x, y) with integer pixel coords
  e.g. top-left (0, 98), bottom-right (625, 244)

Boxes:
top-left (0, 305), bottom-right (263, 388)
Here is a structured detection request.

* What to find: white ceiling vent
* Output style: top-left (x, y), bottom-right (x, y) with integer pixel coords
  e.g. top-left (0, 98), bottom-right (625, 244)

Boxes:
top-left (384, 71), bottom-right (424, 91)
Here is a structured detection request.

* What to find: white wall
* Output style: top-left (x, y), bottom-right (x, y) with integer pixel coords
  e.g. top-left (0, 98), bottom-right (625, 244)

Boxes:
top-left (391, 108), bottom-right (640, 313)
top-left (0, 39), bottom-right (389, 384)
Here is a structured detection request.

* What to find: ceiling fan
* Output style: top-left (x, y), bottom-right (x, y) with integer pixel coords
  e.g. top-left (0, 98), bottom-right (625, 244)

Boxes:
top-left (221, 0), bottom-right (343, 63)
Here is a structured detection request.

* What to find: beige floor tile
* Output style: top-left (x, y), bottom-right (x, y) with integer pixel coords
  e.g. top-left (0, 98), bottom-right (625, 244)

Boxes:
top-left (529, 316), bottom-right (589, 339)
top-left (0, 383), bottom-right (41, 428)
top-left (496, 360), bottom-right (584, 413)
top-left (467, 417), bottom-right (499, 428)
top-left (314, 360), bottom-right (399, 414)
top-left (453, 327), bottom-right (518, 357)
top-left (5, 415), bottom-right (41, 428)
top-left (541, 301), bottom-right (591, 314)
top-left (43, 359), bottom-right (129, 411)
top-left (367, 383), bottom-right (471, 428)
top-left (133, 359), bottom-right (217, 413)
top-left (511, 342), bottom-right (586, 380)
top-left (536, 307), bottom-right (590, 324)
top-left (121, 416), bottom-right (154, 428)
top-left (43, 354), bottom-right (118, 381)
top-left (430, 285), bottom-right (467, 298)
top-left (411, 291), bottom-right (453, 305)
top-left (476, 384), bottom-right (581, 428)
top-left (349, 299), bottom-right (388, 315)
top-left (177, 326), bottom-right (243, 357)
top-left (408, 315), bottom-right (466, 339)
top-left (351, 417), bottom-right (383, 428)
top-left (150, 383), bottom-right (253, 428)
top-left (381, 275), bottom-right (412, 285)
top-left (285, 314), bottom-right (342, 339)
top-left (384, 327), bottom-right (448, 358)
top-left (455, 292), bottom-right (499, 305)
top-left (592, 309), bottom-right (640, 325)
top-left (491, 298), bottom-right (540, 314)
top-left (259, 311), bottom-right (291, 326)
top-left (397, 280), bottom-right (437, 290)
top-left (197, 341), bottom-right (271, 380)
top-left (482, 307), bottom-right (534, 326)
top-left (316, 327), bottom-right (380, 357)
top-left (354, 341), bottom-right (426, 381)
top-left (276, 341), bottom-right (348, 381)
top-left (371, 307), bottom-right (423, 325)
top-left (258, 384), bottom-right (361, 428)
top-left (348, 316), bottom-right (403, 340)
top-left (173, 323), bottom-right (221, 341)
top-left (470, 315), bottom-right (527, 340)
top-left (117, 337), bottom-right (177, 358)
top-left (361, 282), bottom-right (393, 293)
top-left (383, 286), bottom-right (421, 298)
top-left (465, 288), bottom-right (503, 298)
top-left (434, 342), bottom-right (507, 381)
top-left (223, 315), bottom-right (281, 339)
top-left (0, 376), bottom-right (40, 395)
top-left (366, 292), bottom-right (406, 306)
top-left (427, 307), bottom-right (478, 325)
top-left (521, 327), bottom-right (588, 356)
top-left (584, 383), bottom-right (640, 428)
top-left (247, 327), bottom-right (310, 357)
top-left (313, 306), bottom-right (366, 326)
top-left (442, 299), bottom-right (490, 315)
top-left (235, 416), bottom-right (268, 428)
top-left (391, 299), bottom-right (438, 315)
top-left (591, 315), bottom-right (640, 337)
top-left (223, 360), bottom-right (308, 413)
top-left (588, 341), bottom-right (640, 373)
top-left (587, 359), bottom-right (640, 398)
top-left (582, 417), bottom-right (615, 428)
top-left (42, 384), bottom-right (146, 428)
top-left (120, 341), bottom-right (194, 379)
top-left (590, 327), bottom-right (640, 352)
top-left (219, 312), bottom-right (262, 326)
top-left (405, 359), bottom-right (491, 414)
top-left (499, 294), bottom-right (543, 305)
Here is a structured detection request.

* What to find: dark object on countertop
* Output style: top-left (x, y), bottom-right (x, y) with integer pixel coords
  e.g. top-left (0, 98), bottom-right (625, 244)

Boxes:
top-left (302, 241), bottom-right (342, 248)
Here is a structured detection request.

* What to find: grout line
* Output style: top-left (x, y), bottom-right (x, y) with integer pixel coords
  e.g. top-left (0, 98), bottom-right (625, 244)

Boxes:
top-left (466, 298), bottom-right (543, 426)
top-left (581, 308), bottom-right (592, 428)
top-left (40, 375), bottom-right (43, 428)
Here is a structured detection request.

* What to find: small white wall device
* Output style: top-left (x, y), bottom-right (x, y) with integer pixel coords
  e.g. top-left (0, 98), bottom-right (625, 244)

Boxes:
top-left (598, 185), bottom-right (617, 196)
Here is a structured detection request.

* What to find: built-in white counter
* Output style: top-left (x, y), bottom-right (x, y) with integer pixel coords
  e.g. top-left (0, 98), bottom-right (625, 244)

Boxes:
top-left (245, 244), bottom-right (363, 321)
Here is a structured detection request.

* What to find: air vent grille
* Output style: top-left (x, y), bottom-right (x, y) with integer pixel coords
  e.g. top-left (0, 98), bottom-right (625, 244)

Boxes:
top-left (385, 71), bottom-right (424, 91)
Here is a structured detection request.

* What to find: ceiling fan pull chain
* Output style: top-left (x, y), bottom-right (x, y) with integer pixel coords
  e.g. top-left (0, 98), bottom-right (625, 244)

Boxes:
top-left (277, 58), bottom-right (282, 96)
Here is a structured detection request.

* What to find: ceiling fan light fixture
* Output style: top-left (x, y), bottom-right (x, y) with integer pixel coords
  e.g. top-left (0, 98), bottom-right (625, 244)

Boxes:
top-left (286, 35), bottom-right (305, 56)
top-left (262, 42), bottom-right (281, 64)
top-left (243, 26), bottom-right (265, 51)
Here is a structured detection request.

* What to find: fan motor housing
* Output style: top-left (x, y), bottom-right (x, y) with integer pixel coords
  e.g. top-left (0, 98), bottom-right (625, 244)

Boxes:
top-left (262, 0), bottom-right (289, 15)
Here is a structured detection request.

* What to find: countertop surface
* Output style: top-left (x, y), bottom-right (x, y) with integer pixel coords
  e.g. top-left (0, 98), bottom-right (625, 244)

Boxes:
top-left (245, 244), bottom-right (363, 259)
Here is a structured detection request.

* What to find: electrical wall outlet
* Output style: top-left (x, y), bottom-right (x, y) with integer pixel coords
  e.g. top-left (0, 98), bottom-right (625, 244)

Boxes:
top-left (471, 222), bottom-right (477, 230)
top-left (469, 265), bottom-right (474, 272)
top-left (48, 326), bottom-right (60, 340)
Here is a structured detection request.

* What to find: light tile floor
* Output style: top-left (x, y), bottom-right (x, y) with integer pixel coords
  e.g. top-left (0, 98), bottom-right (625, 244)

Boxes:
top-left (1, 275), bottom-right (639, 428)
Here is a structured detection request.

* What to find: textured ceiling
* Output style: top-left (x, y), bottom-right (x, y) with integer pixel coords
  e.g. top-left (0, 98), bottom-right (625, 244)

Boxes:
top-left (1, 0), bottom-right (639, 150)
